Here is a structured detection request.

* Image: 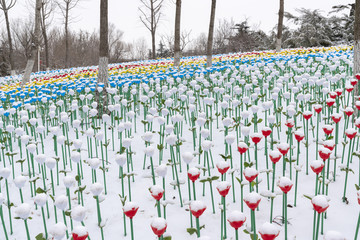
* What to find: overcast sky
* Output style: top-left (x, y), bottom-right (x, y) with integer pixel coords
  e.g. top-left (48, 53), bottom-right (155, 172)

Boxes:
top-left (4, 0), bottom-right (353, 47)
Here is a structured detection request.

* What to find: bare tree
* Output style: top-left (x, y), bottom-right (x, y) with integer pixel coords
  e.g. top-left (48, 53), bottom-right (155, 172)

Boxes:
top-left (40, 0), bottom-right (55, 69)
top-left (134, 37), bottom-right (148, 60)
top-left (355, 0), bottom-right (360, 110)
top-left (56, 0), bottom-right (80, 68)
top-left (190, 32), bottom-right (207, 55)
top-left (161, 29), bottom-right (191, 53)
top-left (275, 0), bottom-right (284, 51)
top-left (138, 0), bottom-right (163, 59)
top-left (213, 18), bottom-right (235, 53)
top-left (22, 0), bottom-right (41, 86)
top-left (12, 18), bottom-right (34, 60)
top-left (0, 0), bottom-right (16, 71)
top-left (206, 0), bottom-right (216, 67)
top-left (174, 0), bottom-right (181, 67)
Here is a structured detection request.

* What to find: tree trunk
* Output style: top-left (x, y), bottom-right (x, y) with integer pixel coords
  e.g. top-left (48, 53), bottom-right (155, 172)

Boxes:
top-left (174, 0), bottom-right (181, 67)
top-left (275, 0), bottom-right (284, 52)
top-left (206, 0), bottom-right (216, 67)
top-left (65, 2), bottom-right (69, 68)
top-left (4, 10), bottom-right (13, 71)
top-left (40, 4), bottom-right (49, 69)
top-left (151, 31), bottom-right (156, 59)
top-left (22, 0), bottom-right (41, 86)
top-left (354, 0), bottom-right (360, 111)
top-left (98, 0), bottom-right (109, 115)
top-left (150, 0), bottom-right (156, 59)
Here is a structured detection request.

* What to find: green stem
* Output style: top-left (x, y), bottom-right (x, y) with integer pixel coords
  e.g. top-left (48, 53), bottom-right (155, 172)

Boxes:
top-left (0, 206), bottom-right (8, 240)
top-left (24, 220), bottom-right (30, 240)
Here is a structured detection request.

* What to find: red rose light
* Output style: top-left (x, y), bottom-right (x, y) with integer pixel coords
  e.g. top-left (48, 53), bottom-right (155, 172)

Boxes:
top-left (355, 118), bottom-right (360, 129)
top-left (72, 226), bottom-right (89, 240)
top-left (251, 133), bottom-right (262, 145)
top-left (329, 91), bottom-right (337, 99)
top-left (149, 185), bottom-right (164, 201)
top-left (294, 130), bottom-right (305, 142)
top-left (303, 111), bottom-right (313, 120)
top-left (346, 86), bottom-right (354, 93)
top-left (216, 161), bottom-right (230, 175)
top-left (323, 140), bottom-right (335, 151)
top-left (335, 89), bottom-right (343, 96)
top-left (285, 119), bottom-right (294, 128)
top-left (237, 142), bottom-right (249, 154)
top-left (313, 104), bottom-right (322, 114)
top-left (322, 125), bottom-right (334, 136)
top-left (352, 77), bottom-right (359, 85)
top-left (310, 160), bottom-right (325, 175)
top-left (269, 150), bottom-right (282, 164)
top-left (331, 113), bottom-right (342, 124)
top-left (258, 222), bottom-right (280, 240)
top-left (227, 211), bottom-right (246, 230)
top-left (188, 167), bottom-right (201, 182)
top-left (318, 147), bottom-right (332, 161)
top-left (150, 218), bottom-right (167, 237)
top-left (326, 98), bottom-right (335, 107)
top-left (123, 202), bottom-right (139, 219)
top-left (311, 195), bottom-right (329, 214)
top-left (278, 177), bottom-right (293, 194)
top-left (244, 192), bottom-right (261, 210)
top-left (277, 143), bottom-right (290, 156)
top-left (344, 107), bottom-right (354, 117)
top-left (216, 181), bottom-right (231, 197)
top-left (356, 101), bottom-right (360, 111)
top-left (243, 168), bottom-right (259, 183)
top-left (190, 201), bottom-right (206, 218)
top-left (345, 128), bottom-right (357, 139)
top-left (261, 127), bottom-right (272, 138)
top-left (355, 74), bottom-right (360, 81)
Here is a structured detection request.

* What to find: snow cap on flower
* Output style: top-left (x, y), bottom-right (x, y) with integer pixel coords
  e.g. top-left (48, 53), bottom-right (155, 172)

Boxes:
top-left (90, 182), bottom-right (104, 196)
top-left (55, 195), bottom-right (68, 210)
top-left (165, 134), bottom-right (177, 146)
top-left (72, 225), bottom-right (88, 240)
top-left (15, 203), bottom-right (31, 219)
top-left (268, 115), bottom-right (276, 124)
top-left (70, 152), bottom-right (81, 163)
top-left (150, 217), bottom-right (167, 237)
top-left (258, 222), bottom-right (280, 239)
top-left (14, 175), bottom-right (27, 188)
top-left (202, 140), bottom-right (213, 152)
top-left (156, 164), bottom-right (167, 177)
top-left (50, 222), bottom-right (67, 240)
top-left (182, 151), bottom-right (193, 164)
top-left (26, 143), bottom-right (37, 153)
top-left (45, 157), bottom-right (56, 169)
top-left (144, 145), bottom-right (156, 157)
top-left (115, 154), bottom-right (127, 167)
top-left (241, 126), bottom-right (251, 137)
top-left (88, 158), bottom-right (101, 169)
top-left (63, 175), bottom-right (76, 188)
top-left (142, 132), bottom-right (154, 142)
top-left (34, 193), bottom-right (47, 207)
top-left (225, 134), bottom-right (236, 145)
top-left (35, 154), bottom-right (46, 164)
top-left (0, 167), bottom-right (10, 179)
top-left (71, 205), bottom-right (87, 222)
top-left (222, 117), bottom-right (233, 127)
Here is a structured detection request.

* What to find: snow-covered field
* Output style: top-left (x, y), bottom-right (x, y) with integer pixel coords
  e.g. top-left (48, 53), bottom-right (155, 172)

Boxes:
top-left (0, 46), bottom-right (358, 240)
